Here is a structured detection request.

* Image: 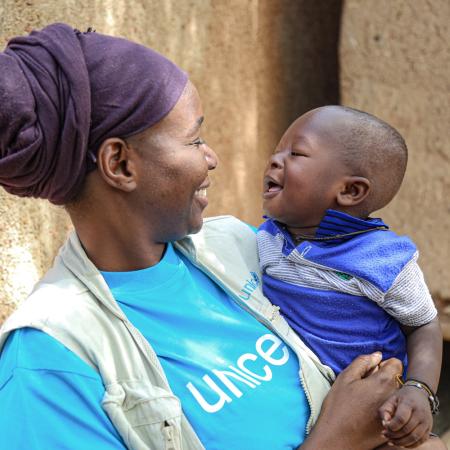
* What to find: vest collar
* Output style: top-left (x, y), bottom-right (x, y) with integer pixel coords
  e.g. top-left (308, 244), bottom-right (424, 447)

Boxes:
top-left (315, 209), bottom-right (388, 239)
top-left (267, 209), bottom-right (389, 245)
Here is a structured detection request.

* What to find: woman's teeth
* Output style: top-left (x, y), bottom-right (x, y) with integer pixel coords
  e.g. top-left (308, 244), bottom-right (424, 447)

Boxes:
top-left (196, 188), bottom-right (207, 197)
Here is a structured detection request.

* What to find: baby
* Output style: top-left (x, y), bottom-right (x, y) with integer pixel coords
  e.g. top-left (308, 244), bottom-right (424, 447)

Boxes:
top-left (257, 106), bottom-right (442, 448)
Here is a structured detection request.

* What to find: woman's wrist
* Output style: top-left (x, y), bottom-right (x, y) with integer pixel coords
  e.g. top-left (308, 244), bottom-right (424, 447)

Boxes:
top-left (298, 426), bottom-right (351, 450)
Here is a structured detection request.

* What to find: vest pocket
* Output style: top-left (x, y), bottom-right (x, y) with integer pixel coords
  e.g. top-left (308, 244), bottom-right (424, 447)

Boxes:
top-left (102, 381), bottom-right (183, 450)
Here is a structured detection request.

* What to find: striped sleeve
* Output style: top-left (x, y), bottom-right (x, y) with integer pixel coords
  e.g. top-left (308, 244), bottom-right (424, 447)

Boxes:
top-left (380, 252), bottom-right (437, 327)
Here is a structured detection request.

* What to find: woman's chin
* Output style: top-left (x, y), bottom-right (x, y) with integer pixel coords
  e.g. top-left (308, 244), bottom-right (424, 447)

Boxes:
top-left (186, 213), bottom-right (205, 236)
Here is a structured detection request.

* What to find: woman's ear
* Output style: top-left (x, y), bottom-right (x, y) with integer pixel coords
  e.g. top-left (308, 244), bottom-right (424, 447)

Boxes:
top-left (96, 138), bottom-right (137, 192)
top-left (337, 176), bottom-right (371, 207)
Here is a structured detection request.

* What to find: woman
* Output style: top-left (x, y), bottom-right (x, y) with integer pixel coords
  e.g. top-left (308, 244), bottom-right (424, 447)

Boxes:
top-left (0, 24), bottom-right (444, 450)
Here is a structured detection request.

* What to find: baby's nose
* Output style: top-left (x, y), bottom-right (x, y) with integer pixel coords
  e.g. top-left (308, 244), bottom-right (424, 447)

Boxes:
top-left (269, 152), bottom-right (284, 169)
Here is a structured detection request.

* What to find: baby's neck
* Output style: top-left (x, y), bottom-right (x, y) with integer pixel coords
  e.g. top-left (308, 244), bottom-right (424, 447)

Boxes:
top-left (286, 223), bottom-right (320, 245)
top-left (284, 208), bottom-right (372, 245)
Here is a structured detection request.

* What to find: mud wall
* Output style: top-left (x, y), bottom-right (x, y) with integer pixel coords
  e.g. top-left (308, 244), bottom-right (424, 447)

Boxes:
top-left (340, 0), bottom-right (450, 335)
top-left (0, 0), bottom-right (341, 321)
top-left (1, 0), bottom-right (449, 333)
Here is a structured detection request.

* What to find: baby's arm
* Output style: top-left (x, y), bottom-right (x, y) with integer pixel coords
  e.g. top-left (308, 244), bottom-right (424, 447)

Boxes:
top-left (371, 253), bottom-right (442, 448)
top-left (379, 317), bottom-right (442, 448)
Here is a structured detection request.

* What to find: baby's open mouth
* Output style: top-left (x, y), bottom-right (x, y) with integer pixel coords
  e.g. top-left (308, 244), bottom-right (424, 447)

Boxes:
top-left (266, 180), bottom-right (283, 192)
top-left (263, 177), bottom-right (283, 199)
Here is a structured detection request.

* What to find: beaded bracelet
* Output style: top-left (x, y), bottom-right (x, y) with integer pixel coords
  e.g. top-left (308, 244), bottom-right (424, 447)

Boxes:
top-left (396, 375), bottom-right (440, 415)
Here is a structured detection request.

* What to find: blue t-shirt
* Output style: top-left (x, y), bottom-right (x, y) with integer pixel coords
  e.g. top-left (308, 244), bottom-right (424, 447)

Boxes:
top-left (0, 244), bottom-right (309, 449)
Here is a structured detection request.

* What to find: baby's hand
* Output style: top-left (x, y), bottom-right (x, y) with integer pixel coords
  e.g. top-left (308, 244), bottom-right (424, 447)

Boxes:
top-left (379, 385), bottom-right (433, 448)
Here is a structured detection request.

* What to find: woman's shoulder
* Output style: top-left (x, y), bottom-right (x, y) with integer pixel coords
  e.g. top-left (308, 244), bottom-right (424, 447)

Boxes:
top-left (0, 328), bottom-right (100, 382)
top-left (0, 254), bottom-right (109, 372)
top-left (2, 265), bottom-right (98, 333)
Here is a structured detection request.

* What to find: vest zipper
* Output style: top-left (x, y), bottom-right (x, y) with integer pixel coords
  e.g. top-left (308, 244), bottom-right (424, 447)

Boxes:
top-left (163, 421), bottom-right (179, 450)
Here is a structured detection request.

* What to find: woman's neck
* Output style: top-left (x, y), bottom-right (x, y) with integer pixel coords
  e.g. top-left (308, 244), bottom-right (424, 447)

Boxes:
top-left (67, 193), bottom-right (165, 272)
top-left (75, 222), bottom-right (166, 272)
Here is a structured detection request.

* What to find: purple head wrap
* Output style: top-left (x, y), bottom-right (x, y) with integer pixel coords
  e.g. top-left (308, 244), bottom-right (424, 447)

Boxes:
top-left (0, 23), bottom-right (188, 204)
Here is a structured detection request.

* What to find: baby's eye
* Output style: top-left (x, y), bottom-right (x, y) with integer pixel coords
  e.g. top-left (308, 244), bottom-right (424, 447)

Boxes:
top-left (290, 151), bottom-right (306, 157)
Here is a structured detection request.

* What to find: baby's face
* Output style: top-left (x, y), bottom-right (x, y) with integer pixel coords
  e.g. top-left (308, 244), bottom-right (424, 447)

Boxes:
top-left (262, 109), bottom-right (350, 228)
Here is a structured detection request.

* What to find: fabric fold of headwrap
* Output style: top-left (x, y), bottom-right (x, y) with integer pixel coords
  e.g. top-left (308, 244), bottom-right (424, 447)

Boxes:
top-left (0, 23), bottom-right (188, 204)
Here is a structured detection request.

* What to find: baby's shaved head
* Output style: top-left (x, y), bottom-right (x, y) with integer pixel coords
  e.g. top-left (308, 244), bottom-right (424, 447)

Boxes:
top-left (310, 106), bottom-right (408, 214)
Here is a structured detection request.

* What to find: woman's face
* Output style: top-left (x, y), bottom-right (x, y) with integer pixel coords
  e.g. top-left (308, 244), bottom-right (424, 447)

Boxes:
top-left (129, 81), bottom-right (218, 242)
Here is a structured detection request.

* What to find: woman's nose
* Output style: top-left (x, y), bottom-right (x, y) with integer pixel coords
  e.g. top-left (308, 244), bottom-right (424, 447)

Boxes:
top-left (204, 144), bottom-right (218, 170)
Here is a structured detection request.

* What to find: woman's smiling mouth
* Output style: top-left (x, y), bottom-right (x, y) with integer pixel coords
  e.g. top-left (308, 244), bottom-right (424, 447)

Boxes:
top-left (194, 181), bottom-right (210, 208)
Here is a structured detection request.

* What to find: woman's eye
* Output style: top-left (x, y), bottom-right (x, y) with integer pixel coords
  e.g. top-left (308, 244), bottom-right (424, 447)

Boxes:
top-left (191, 138), bottom-right (205, 148)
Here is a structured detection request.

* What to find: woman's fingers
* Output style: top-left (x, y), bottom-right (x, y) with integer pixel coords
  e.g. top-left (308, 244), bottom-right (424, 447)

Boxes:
top-left (340, 352), bottom-right (383, 381)
top-left (341, 353), bottom-right (402, 387)
top-left (375, 358), bottom-right (404, 383)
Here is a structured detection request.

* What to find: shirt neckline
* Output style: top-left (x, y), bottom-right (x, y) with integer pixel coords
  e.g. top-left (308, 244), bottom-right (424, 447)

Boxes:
top-left (100, 242), bottom-right (181, 289)
top-left (267, 209), bottom-right (388, 244)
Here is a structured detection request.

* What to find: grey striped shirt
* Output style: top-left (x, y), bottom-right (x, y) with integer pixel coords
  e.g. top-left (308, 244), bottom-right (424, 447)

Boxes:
top-left (257, 230), bottom-right (437, 327)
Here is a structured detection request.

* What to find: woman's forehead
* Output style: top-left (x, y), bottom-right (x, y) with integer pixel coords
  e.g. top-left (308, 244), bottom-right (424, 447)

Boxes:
top-left (159, 81), bottom-right (204, 133)
top-left (129, 82), bottom-right (203, 145)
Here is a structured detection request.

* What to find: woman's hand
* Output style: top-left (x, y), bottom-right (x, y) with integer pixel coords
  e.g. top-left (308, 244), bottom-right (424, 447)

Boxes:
top-left (376, 436), bottom-right (447, 450)
top-left (299, 352), bottom-right (402, 450)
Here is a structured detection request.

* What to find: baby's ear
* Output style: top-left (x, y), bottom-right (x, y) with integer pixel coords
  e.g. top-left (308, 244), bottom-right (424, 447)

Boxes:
top-left (336, 176), bottom-right (371, 207)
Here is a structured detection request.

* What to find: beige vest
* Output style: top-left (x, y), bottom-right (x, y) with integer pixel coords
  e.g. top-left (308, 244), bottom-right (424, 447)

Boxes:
top-left (0, 216), bottom-right (334, 450)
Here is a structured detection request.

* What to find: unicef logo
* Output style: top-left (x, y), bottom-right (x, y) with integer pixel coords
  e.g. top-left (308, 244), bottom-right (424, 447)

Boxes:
top-left (250, 272), bottom-right (260, 286)
top-left (239, 272), bottom-right (260, 301)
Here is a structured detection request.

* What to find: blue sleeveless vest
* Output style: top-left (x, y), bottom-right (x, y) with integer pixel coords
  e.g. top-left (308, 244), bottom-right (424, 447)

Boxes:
top-left (259, 210), bottom-right (416, 375)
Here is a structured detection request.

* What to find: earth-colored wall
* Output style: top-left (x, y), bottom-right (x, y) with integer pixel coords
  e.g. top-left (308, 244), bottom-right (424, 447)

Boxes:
top-left (1, 0), bottom-right (450, 439)
top-left (0, 0), bottom-right (341, 322)
top-left (1, 0), bottom-right (449, 332)
top-left (340, 0), bottom-right (450, 336)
